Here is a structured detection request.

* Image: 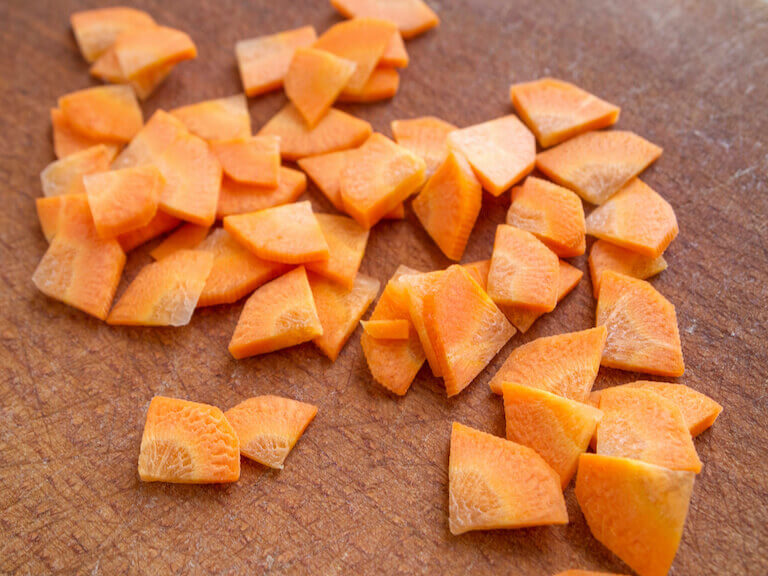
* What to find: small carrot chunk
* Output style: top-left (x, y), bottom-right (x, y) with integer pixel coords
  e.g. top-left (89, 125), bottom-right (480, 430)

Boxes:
top-left (379, 32), bottom-right (409, 68)
top-left (112, 26), bottom-right (196, 82)
top-left (589, 239), bottom-right (667, 298)
top-left (170, 94), bottom-right (252, 142)
top-left (395, 270), bottom-right (446, 376)
top-left (50, 108), bottom-right (121, 160)
top-left (36, 195), bottom-right (72, 242)
top-left (40, 144), bottom-right (116, 197)
top-left (391, 116), bottom-right (457, 178)
top-left (360, 319), bottom-right (409, 340)
top-left (338, 68), bottom-right (399, 103)
top-left (59, 85), bottom-right (143, 143)
top-left (210, 136), bottom-right (280, 187)
top-left (331, 0), bottom-right (439, 39)
top-left (112, 110), bottom-right (188, 170)
top-left (117, 210), bottom-right (181, 252)
top-left (150, 223), bottom-right (210, 261)
top-left (90, 48), bottom-right (175, 100)
top-left (216, 167), bottom-right (307, 219)
top-left (70, 6), bottom-right (156, 63)
top-left (305, 213), bottom-right (369, 288)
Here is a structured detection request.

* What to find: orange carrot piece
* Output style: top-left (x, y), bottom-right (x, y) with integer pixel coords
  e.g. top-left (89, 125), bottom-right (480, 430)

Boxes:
top-left (90, 47), bottom-right (175, 100)
top-left (331, 0), bottom-right (439, 39)
top-left (112, 26), bottom-right (196, 81)
top-left (149, 223), bottom-right (210, 261)
top-left (397, 269), bottom-right (446, 377)
top-left (40, 144), bottom-right (116, 197)
top-left (170, 94), bottom-right (252, 142)
top-left (210, 136), bottom-right (280, 187)
top-left (589, 239), bottom-right (667, 298)
top-left (461, 259), bottom-right (491, 289)
top-left (379, 32), bottom-right (409, 68)
top-left (360, 319), bottom-right (409, 339)
top-left (36, 195), bottom-right (73, 242)
top-left (216, 167), bottom-right (307, 219)
top-left (338, 68), bottom-right (399, 103)
top-left (112, 110), bottom-right (189, 170)
top-left (117, 210), bottom-right (181, 252)
top-left (391, 116), bottom-right (457, 178)
top-left (305, 213), bottom-right (369, 288)
top-left (50, 108), bottom-right (120, 160)
top-left (59, 85), bottom-right (143, 143)
top-left (70, 7), bottom-right (156, 62)
top-left (555, 571), bottom-right (629, 576)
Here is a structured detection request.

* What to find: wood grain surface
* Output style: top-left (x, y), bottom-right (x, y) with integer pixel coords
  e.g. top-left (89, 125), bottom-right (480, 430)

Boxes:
top-left (1, 0), bottom-right (767, 574)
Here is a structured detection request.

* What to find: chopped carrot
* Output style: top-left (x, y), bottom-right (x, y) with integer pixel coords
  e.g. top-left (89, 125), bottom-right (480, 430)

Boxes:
top-left (391, 116), bottom-right (457, 178)
top-left (379, 32), bottom-right (409, 68)
top-left (111, 26), bottom-right (196, 82)
top-left (331, 0), bottom-right (439, 39)
top-left (589, 239), bottom-right (667, 298)
top-left (338, 68), bottom-right (400, 103)
top-left (112, 110), bottom-right (188, 170)
top-left (138, 396), bottom-right (240, 483)
top-left (90, 48), bottom-right (175, 100)
top-left (50, 108), bottom-right (120, 160)
top-left (360, 319), bottom-right (409, 339)
top-left (70, 7), bottom-right (156, 63)
top-left (150, 223), bottom-right (210, 260)
top-left (117, 210), bottom-right (181, 252)
top-left (59, 85), bottom-right (143, 143)
top-left (216, 167), bottom-right (307, 219)
top-left (40, 144), bottom-right (116, 197)
top-left (210, 136), bottom-right (280, 187)
top-left (397, 269), bottom-right (446, 376)
top-left (461, 259), bottom-right (491, 288)
top-left (36, 195), bottom-right (73, 242)
top-left (170, 94), bottom-right (252, 142)
top-left (305, 213), bottom-right (369, 288)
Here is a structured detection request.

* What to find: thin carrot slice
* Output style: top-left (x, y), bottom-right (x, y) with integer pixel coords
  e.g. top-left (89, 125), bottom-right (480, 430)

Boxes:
top-left (138, 396), bottom-right (240, 483)
top-left (216, 167), bottom-right (307, 219)
top-left (224, 396), bottom-right (317, 469)
top-left (305, 213), bottom-right (369, 288)
top-left (489, 326), bottom-right (607, 398)
top-left (70, 6), bottom-right (156, 63)
top-left (112, 110), bottom-right (189, 170)
top-left (112, 26), bottom-right (197, 81)
top-left (447, 115), bottom-right (535, 196)
top-left (229, 267), bottom-right (323, 358)
top-left (536, 131), bottom-right (663, 205)
top-left (510, 78), bottom-right (620, 148)
top-left (107, 250), bottom-right (214, 326)
top-left (575, 454), bottom-right (694, 576)
top-left (424, 265), bottom-right (515, 397)
top-left (391, 116), bottom-right (457, 178)
top-left (149, 223), bottom-right (210, 260)
top-left (412, 151), bottom-right (482, 261)
top-left (597, 271), bottom-right (684, 376)
top-left (397, 269), bottom-right (446, 376)
top-left (259, 103), bottom-right (372, 160)
top-left (449, 422), bottom-right (567, 535)
top-left (310, 271), bottom-right (380, 360)
top-left (360, 319), bottom-right (409, 339)
top-left (506, 176), bottom-right (586, 257)
top-left (338, 68), bottom-right (399, 103)
top-left (40, 144), bottom-right (116, 197)
top-left (331, 0), bottom-right (439, 39)
top-left (59, 85), bottom-right (143, 143)
top-left (170, 94), bottom-right (252, 142)
top-left (90, 47), bottom-right (175, 100)
top-left (589, 240), bottom-right (667, 298)
top-left (340, 133), bottom-right (426, 228)
top-left (502, 382), bottom-right (602, 488)
top-left (379, 32), bottom-right (409, 68)
top-left (586, 178), bottom-right (679, 258)
top-left (50, 108), bottom-right (120, 159)
top-left (32, 195), bottom-right (125, 320)
top-left (236, 26), bottom-right (317, 96)
top-left (210, 136), bottom-right (280, 187)
top-left (117, 210), bottom-right (181, 252)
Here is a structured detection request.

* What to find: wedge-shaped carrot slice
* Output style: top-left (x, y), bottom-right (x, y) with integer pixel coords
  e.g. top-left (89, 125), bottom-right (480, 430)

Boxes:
top-left (71, 7), bottom-right (156, 62)
top-left (138, 396), bottom-right (240, 483)
top-left (412, 151), bottom-right (482, 261)
top-left (379, 32), bottom-right (409, 68)
top-left (597, 271), bottom-right (684, 376)
top-left (150, 223), bottom-right (209, 260)
top-left (575, 454), bottom-right (694, 576)
top-left (510, 78), bottom-right (620, 148)
top-left (506, 176), bottom-right (586, 257)
top-left (90, 47), bottom-right (175, 100)
top-left (216, 167), bottom-right (307, 219)
top-left (40, 144), bottom-right (116, 197)
top-left (229, 267), bottom-right (323, 358)
top-left (305, 213), bottom-right (369, 288)
top-left (331, 0), bottom-right (439, 38)
top-left (489, 326), bottom-right (607, 398)
top-left (360, 319), bottom-right (409, 339)
top-left (170, 94), bottom-right (251, 142)
top-left (391, 116), bottom-right (457, 178)
top-left (397, 269), bottom-right (446, 376)
top-left (537, 131), bottom-right (663, 205)
top-left (589, 239), bottom-right (667, 298)
top-left (340, 133), bottom-right (426, 228)
top-left (210, 136), bottom-right (280, 187)
top-left (112, 26), bottom-right (196, 82)
top-left (117, 210), bottom-right (181, 252)
top-left (50, 108), bottom-right (121, 160)
top-left (449, 422), bottom-right (567, 535)
top-left (503, 382), bottom-right (602, 488)
top-left (236, 26), bottom-right (317, 96)
top-left (310, 272), bottom-right (380, 361)
top-left (259, 104), bottom-right (372, 160)
top-left (59, 85), bottom-right (142, 143)
top-left (112, 110), bottom-right (188, 170)
top-left (338, 67), bottom-right (399, 103)
top-left (224, 396), bottom-right (317, 469)
top-left (447, 115), bottom-right (535, 196)
top-left (425, 266), bottom-right (515, 397)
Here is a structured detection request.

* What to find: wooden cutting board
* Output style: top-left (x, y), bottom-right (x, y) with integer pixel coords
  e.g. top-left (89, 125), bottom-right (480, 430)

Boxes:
top-left (1, 0), bottom-right (766, 574)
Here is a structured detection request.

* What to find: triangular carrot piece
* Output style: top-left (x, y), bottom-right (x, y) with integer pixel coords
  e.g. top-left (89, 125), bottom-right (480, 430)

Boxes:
top-left (32, 195), bottom-right (125, 320)
top-left (506, 176), bottom-right (586, 257)
top-left (236, 26), bottom-right (317, 96)
top-left (589, 239), bottom-right (667, 298)
top-left (447, 115), bottom-right (535, 196)
top-left (40, 144), bottom-right (116, 197)
top-left (338, 67), bottom-right (399, 103)
top-left (502, 382), bottom-right (602, 488)
top-left (70, 7), bottom-right (156, 62)
top-left (210, 136), bottom-right (280, 187)
top-left (90, 47), bottom-right (175, 100)
top-left (449, 422), bottom-right (567, 535)
top-left (510, 78), bottom-right (620, 148)
top-left (112, 110), bottom-right (189, 170)
top-left (360, 319), bottom-right (409, 339)
top-left (412, 151), bottom-right (482, 261)
top-left (391, 116), bottom-right (457, 178)
top-left (112, 26), bottom-right (196, 81)
top-left (117, 210), bottom-right (180, 252)
top-left (224, 396), bottom-right (317, 469)
top-left (489, 326), bottom-right (607, 398)
top-left (107, 250), bottom-right (214, 326)
top-left (259, 103), bottom-right (372, 160)
top-left (216, 167), bottom-right (307, 219)
top-left (536, 131), bottom-right (663, 205)
top-left (310, 271), bottom-right (380, 361)
top-left (50, 108), bottom-right (120, 160)
top-left (138, 396), bottom-right (240, 483)
top-left (170, 94), bottom-right (251, 142)
top-left (229, 267), bottom-right (323, 358)
top-left (59, 85), bottom-right (143, 143)
top-left (397, 269), bottom-right (446, 376)
top-left (575, 454), bottom-right (694, 576)
top-left (331, 0), bottom-right (439, 38)
top-left (150, 223), bottom-right (210, 260)
top-left (379, 32), bottom-right (409, 67)
top-left (305, 213), bottom-right (369, 288)
top-left (597, 271), bottom-right (684, 376)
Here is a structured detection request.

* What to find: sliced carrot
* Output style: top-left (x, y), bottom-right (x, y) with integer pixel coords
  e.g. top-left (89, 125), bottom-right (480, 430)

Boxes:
top-left (379, 32), bottom-right (409, 68)
top-left (112, 110), bottom-right (188, 170)
top-left (461, 259), bottom-right (491, 288)
top-left (259, 103), bottom-right (372, 160)
top-left (224, 396), bottom-right (317, 469)
top-left (210, 136), bottom-right (280, 187)
top-left (236, 26), bottom-right (317, 96)
top-left (32, 195), bottom-right (125, 320)
top-left (412, 151), bottom-right (482, 261)
top-left (107, 250), bottom-right (214, 326)
top-left (338, 67), bottom-right (399, 103)
top-left (216, 167), bottom-right (307, 219)
top-left (117, 210), bottom-right (181, 252)
top-left (510, 78), bottom-right (620, 148)
top-left (397, 269), bottom-right (446, 376)
top-left (449, 422), bottom-right (567, 535)
top-left (59, 85), bottom-right (143, 143)
top-left (391, 116), bottom-right (457, 178)
top-left (90, 47), bottom-right (175, 100)
top-left (112, 26), bottom-right (196, 82)
top-left (589, 239), bottom-right (667, 298)
top-left (170, 94), bottom-right (252, 142)
top-left (331, 0), bottom-right (439, 39)
top-left (138, 396), bottom-right (240, 483)
top-left (50, 108), bottom-right (120, 160)
top-left (310, 272), bottom-right (380, 361)
top-left (36, 195), bottom-right (72, 242)
top-left (40, 144), bottom-right (116, 197)
top-left (597, 271), bottom-right (684, 376)
top-left (447, 115), bottom-right (535, 196)
top-left (536, 131), bottom-right (663, 205)
top-left (360, 319), bottom-right (409, 339)
top-left (149, 223), bottom-right (210, 261)
top-left (305, 213), bottom-right (369, 288)
top-left (70, 6), bottom-right (156, 63)
top-left (506, 176), bottom-right (586, 257)
top-left (229, 267), bottom-right (323, 359)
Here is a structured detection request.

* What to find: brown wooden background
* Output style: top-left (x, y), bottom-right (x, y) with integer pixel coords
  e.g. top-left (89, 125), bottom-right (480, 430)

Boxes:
top-left (1, 0), bottom-right (767, 574)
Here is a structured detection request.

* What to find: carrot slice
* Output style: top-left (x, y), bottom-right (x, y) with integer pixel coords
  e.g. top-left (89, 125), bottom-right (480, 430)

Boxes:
top-left (461, 259), bottom-right (491, 288)
top-left (596, 271), bottom-right (684, 376)
top-left (229, 267), bottom-right (323, 358)
top-left (447, 115), bottom-right (535, 196)
top-left (149, 223), bottom-right (210, 260)
top-left (70, 7), bottom-right (156, 63)
top-left (536, 131), bottom-right (663, 205)
top-left (412, 151), bottom-right (482, 261)
top-left (216, 167), bottom-right (307, 219)
top-left (589, 239), bottom-right (667, 298)
top-left (360, 319), bottom-right (409, 339)
top-left (489, 326), bottom-right (607, 398)
top-left (210, 136), bottom-right (280, 187)
top-left (112, 26), bottom-right (196, 81)
top-left (397, 269), bottom-right (446, 376)
top-left (391, 116), bottom-right (457, 178)
top-left (32, 195), bottom-right (125, 320)
top-left (224, 396), bottom-right (317, 469)
top-left (338, 67), bottom-right (399, 103)
top-left (506, 176), bottom-right (586, 257)
top-left (340, 133), bottom-right (426, 228)
top-left (236, 26), bottom-right (317, 96)
top-left (90, 47), bottom-right (175, 100)
top-left (117, 210), bottom-right (181, 252)
top-left (449, 422), bottom-right (567, 535)
top-left (510, 78), bottom-right (620, 148)
top-left (305, 213), bottom-right (369, 288)
top-left (112, 110), bottom-right (189, 170)
top-left (310, 271), bottom-right (380, 361)
top-left (40, 144), bottom-right (116, 197)
top-left (107, 250), bottom-right (214, 326)
top-left (575, 454), bottom-right (694, 576)
top-left (586, 178), bottom-right (678, 258)
top-left (170, 94), bottom-right (251, 142)
top-left (59, 85), bottom-right (143, 143)
top-left (379, 32), bottom-right (409, 68)
top-left (502, 382), bottom-right (602, 488)
top-left (331, 0), bottom-right (439, 39)
top-left (50, 108), bottom-right (120, 160)
top-left (36, 195), bottom-right (74, 242)
top-left (259, 103), bottom-right (372, 160)
top-left (424, 265), bottom-right (515, 397)
top-left (138, 396), bottom-right (240, 483)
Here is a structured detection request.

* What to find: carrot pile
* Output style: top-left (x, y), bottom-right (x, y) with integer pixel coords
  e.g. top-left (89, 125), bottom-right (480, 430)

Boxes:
top-left (33, 3), bottom-right (721, 575)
